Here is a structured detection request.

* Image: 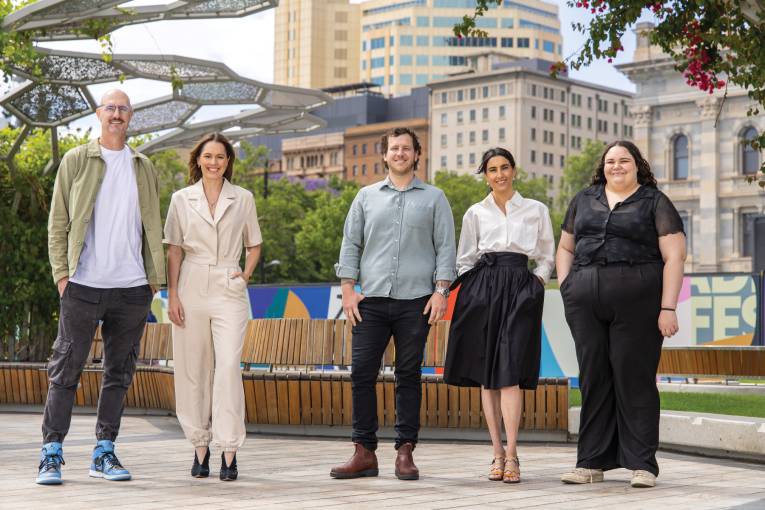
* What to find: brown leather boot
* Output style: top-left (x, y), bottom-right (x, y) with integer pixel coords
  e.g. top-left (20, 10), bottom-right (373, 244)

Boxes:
top-left (329, 443), bottom-right (378, 479)
top-left (395, 442), bottom-right (419, 480)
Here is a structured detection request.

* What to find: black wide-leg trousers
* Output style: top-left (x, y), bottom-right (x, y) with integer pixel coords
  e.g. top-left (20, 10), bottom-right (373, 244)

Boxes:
top-left (560, 263), bottom-right (664, 476)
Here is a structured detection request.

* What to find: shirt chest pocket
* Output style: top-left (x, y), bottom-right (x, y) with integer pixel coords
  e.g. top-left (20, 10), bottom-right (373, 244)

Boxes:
top-left (510, 217), bottom-right (539, 252)
top-left (404, 202), bottom-right (434, 231)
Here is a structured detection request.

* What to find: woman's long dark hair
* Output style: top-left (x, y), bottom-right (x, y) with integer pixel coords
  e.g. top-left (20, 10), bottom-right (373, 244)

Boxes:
top-left (476, 147), bottom-right (516, 174)
top-left (591, 140), bottom-right (657, 187)
top-left (188, 132), bottom-right (236, 184)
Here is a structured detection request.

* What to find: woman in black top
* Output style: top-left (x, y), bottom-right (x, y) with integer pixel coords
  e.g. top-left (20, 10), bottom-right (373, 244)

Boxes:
top-left (556, 140), bottom-right (686, 489)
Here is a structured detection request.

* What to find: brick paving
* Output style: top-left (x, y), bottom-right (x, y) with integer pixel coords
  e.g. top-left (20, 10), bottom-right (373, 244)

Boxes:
top-left (1, 412), bottom-right (764, 510)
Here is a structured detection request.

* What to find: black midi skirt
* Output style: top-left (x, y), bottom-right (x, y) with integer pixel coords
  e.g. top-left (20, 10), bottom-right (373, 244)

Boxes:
top-left (444, 252), bottom-right (544, 390)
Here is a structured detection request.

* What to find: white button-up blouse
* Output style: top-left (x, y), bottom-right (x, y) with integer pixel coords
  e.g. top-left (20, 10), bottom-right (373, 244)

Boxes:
top-left (456, 191), bottom-right (555, 283)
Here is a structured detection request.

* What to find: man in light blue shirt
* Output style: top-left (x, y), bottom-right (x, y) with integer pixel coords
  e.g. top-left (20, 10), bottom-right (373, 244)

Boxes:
top-left (330, 127), bottom-right (456, 481)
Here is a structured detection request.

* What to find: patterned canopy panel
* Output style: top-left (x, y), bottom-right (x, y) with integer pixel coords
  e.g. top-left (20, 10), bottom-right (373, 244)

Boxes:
top-left (7, 84), bottom-right (90, 125)
top-left (127, 100), bottom-right (198, 135)
top-left (180, 82), bottom-right (262, 102)
top-left (38, 0), bottom-right (119, 17)
top-left (1, 0), bottom-right (123, 30)
top-left (178, 0), bottom-right (275, 15)
top-left (33, 54), bottom-right (123, 84)
top-left (119, 60), bottom-right (225, 80)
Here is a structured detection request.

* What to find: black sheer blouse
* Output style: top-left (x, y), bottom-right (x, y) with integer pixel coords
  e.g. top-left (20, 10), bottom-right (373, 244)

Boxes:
top-left (561, 184), bottom-right (685, 267)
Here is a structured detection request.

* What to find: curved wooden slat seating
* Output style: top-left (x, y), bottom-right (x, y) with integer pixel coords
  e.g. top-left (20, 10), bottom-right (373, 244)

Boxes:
top-left (658, 346), bottom-right (765, 378)
top-left (0, 319), bottom-right (569, 433)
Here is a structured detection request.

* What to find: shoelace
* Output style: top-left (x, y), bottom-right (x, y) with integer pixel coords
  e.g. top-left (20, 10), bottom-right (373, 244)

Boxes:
top-left (39, 453), bottom-right (64, 473)
top-left (98, 452), bottom-right (124, 471)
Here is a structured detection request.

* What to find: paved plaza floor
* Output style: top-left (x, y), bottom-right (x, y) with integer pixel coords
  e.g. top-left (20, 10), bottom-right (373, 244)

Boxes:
top-left (1, 412), bottom-right (764, 510)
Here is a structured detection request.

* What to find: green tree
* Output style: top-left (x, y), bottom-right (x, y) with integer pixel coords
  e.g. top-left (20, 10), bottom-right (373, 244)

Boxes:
top-left (294, 185), bottom-right (359, 282)
top-left (433, 171), bottom-right (487, 240)
top-left (0, 126), bottom-right (89, 361)
top-left (513, 167), bottom-right (551, 205)
top-left (149, 149), bottom-right (187, 221)
top-left (557, 139), bottom-right (604, 212)
top-left (455, 0), bottom-right (765, 186)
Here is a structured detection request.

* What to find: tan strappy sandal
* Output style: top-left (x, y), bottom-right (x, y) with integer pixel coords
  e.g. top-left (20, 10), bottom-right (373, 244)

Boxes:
top-left (488, 457), bottom-right (505, 481)
top-left (503, 457), bottom-right (520, 483)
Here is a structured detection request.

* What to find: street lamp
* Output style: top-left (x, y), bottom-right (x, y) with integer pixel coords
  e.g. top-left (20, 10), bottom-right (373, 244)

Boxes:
top-left (260, 259), bottom-right (280, 284)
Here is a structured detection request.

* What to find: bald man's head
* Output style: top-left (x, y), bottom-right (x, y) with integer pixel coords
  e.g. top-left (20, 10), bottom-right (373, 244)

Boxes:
top-left (96, 89), bottom-right (133, 144)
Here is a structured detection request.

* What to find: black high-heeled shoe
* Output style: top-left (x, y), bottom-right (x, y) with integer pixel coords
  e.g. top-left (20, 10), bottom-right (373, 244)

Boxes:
top-left (191, 449), bottom-right (210, 478)
top-left (220, 452), bottom-right (238, 481)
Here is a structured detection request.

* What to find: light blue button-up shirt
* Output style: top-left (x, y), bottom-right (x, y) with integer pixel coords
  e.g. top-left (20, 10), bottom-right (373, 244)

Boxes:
top-left (335, 176), bottom-right (457, 299)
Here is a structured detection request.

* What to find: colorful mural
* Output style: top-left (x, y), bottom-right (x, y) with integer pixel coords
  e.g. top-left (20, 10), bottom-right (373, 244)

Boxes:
top-left (150, 273), bottom-right (764, 382)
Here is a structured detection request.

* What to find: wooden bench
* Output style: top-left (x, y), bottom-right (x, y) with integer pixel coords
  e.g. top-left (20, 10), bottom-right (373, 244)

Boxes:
top-left (657, 346), bottom-right (765, 378)
top-left (0, 320), bottom-right (569, 435)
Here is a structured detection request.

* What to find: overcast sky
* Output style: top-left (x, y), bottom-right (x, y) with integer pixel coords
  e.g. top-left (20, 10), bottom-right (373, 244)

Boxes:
top-left (13, 0), bottom-right (642, 131)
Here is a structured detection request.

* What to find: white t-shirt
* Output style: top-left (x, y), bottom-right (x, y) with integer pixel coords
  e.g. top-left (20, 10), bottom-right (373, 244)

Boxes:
top-left (71, 145), bottom-right (148, 288)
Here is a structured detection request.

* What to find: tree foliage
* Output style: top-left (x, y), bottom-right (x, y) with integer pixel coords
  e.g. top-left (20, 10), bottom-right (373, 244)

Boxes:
top-left (0, 126), bottom-right (89, 361)
top-left (454, 0), bottom-right (765, 186)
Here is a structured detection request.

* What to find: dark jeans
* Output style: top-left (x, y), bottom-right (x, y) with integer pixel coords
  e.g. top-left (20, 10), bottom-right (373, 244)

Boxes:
top-left (351, 295), bottom-right (431, 451)
top-left (561, 263), bottom-right (664, 476)
top-left (42, 282), bottom-right (153, 444)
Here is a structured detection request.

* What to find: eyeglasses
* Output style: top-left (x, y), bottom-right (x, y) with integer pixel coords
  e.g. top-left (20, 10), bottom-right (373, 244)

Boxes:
top-left (98, 104), bottom-right (132, 113)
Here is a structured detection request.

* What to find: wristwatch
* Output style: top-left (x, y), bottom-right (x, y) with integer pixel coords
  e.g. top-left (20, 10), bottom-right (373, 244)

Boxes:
top-left (435, 286), bottom-right (450, 298)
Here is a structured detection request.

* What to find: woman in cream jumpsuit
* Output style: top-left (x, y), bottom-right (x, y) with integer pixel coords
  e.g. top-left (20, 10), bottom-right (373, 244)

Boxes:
top-left (164, 133), bottom-right (262, 481)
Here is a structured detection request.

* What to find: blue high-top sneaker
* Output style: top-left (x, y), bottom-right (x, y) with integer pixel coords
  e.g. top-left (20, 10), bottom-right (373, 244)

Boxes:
top-left (89, 440), bottom-right (131, 481)
top-left (36, 442), bottom-right (65, 485)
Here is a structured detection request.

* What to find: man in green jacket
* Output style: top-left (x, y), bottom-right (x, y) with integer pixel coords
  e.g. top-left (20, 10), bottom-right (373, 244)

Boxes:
top-left (37, 89), bottom-right (166, 485)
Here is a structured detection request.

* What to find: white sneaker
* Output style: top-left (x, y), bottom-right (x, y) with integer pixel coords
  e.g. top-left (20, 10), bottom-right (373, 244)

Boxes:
top-left (631, 470), bottom-right (656, 488)
top-left (561, 467), bottom-right (604, 484)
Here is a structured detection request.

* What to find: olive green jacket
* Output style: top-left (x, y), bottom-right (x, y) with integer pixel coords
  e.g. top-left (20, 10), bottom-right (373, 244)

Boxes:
top-left (48, 139), bottom-right (166, 286)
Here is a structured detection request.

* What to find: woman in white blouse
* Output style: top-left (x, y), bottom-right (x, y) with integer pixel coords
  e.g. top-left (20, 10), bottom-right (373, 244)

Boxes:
top-left (444, 147), bottom-right (554, 484)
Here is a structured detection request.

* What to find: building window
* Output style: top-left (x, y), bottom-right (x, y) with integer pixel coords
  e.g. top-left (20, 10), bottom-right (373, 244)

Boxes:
top-left (482, 108), bottom-right (489, 121)
top-left (374, 163), bottom-right (380, 174)
top-left (673, 135), bottom-right (689, 180)
top-left (531, 128), bottom-right (536, 141)
top-left (560, 112), bottom-right (566, 125)
top-left (352, 165), bottom-right (358, 176)
top-left (370, 57), bottom-right (385, 69)
top-left (440, 155), bottom-right (447, 168)
top-left (400, 55), bottom-right (413, 66)
top-left (531, 106), bottom-right (536, 119)
top-left (361, 164), bottom-right (367, 175)
top-left (742, 127), bottom-right (760, 175)
top-left (470, 88), bottom-right (476, 100)
top-left (457, 90), bottom-right (464, 101)
top-left (482, 129), bottom-right (489, 142)
top-left (560, 155), bottom-right (565, 167)
top-left (400, 74), bottom-right (412, 85)
top-left (498, 105), bottom-right (506, 119)
top-left (352, 145), bottom-right (357, 156)
top-left (469, 131), bottom-right (476, 144)
top-left (531, 84), bottom-right (537, 97)
top-left (440, 113), bottom-right (447, 125)
top-left (530, 150), bottom-right (536, 163)
top-left (457, 154), bottom-right (463, 167)
top-left (517, 37), bottom-right (530, 48)
top-left (469, 153), bottom-right (476, 165)
top-left (457, 111), bottom-right (464, 124)
top-left (501, 37), bottom-right (513, 48)
top-left (417, 16), bottom-right (429, 27)
top-left (416, 55), bottom-right (428, 66)
top-left (742, 211), bottom-right (758, 257)
top-left (483, 86), bottom-right (489, 98)
top-left (469, 109), bottom-right (476, 122)
top-left (441, 92), bottom-right (447, 104)
top-left (498, 127), bottom-right (506, 141)
top-left (400, 35), bottom-right (413, 46)
top-left (416, 73), bottom-right (428, 85)
top-left (457, 132), bottom-right (463, 146)
top-left (416, 35), bottom-right (429, 46)
top-left (440, 134), bottom-right (447, 147)
top-left (371, 37), bottom-right (385, 49)
top-left (362, 143), bottom-right (367, 155)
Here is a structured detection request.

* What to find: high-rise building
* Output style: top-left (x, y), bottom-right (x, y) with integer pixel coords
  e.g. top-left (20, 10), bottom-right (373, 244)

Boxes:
top-left (274, 0), bottom-right (361, 89)
top-left (359, 0), bottom-right (563, 96)
top-left (429, 54), bottom-right (633, 193)
top-left (618, 23), bottom-right (764, 272)
top-left (274, 0), bottom-right (563, 96)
